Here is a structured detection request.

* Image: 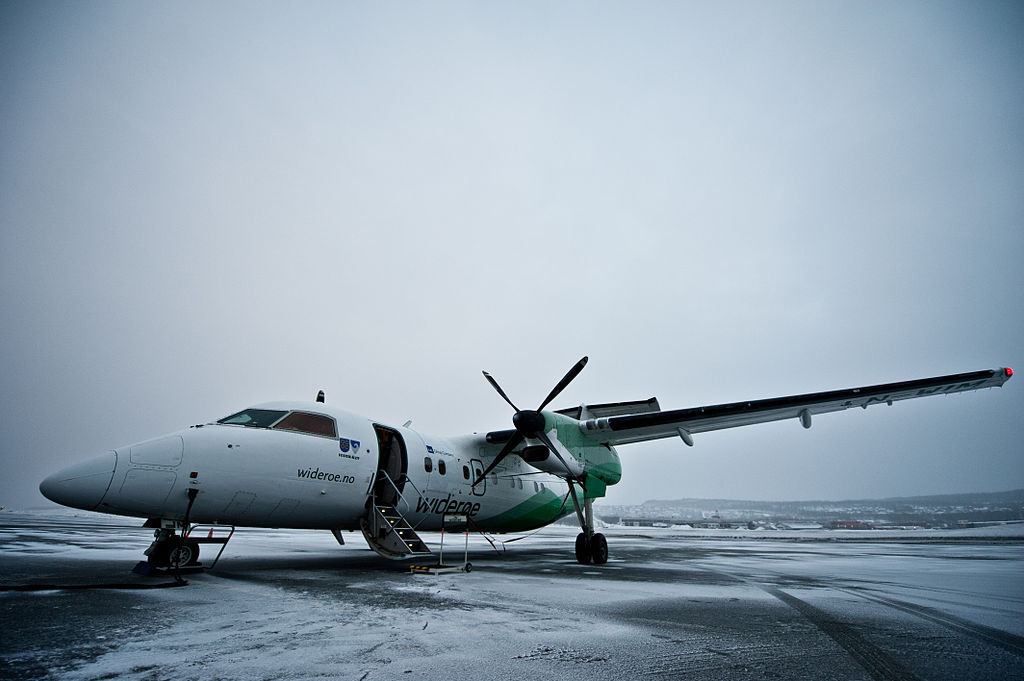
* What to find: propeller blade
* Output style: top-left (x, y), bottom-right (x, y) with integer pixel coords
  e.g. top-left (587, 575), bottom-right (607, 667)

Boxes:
top-left (482, 370), bottom-right (519, 412)
top-left (472, 432), bottom-right (523, 487)
top-left (536, 429), bottom-right (576, 479)
top-left (478, 355), bottom-right (588, 486)
top-left (537, 356), bottom-right (589, 411)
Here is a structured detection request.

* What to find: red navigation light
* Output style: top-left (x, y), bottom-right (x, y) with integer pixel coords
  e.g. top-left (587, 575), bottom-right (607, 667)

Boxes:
top-left (1007, 367), bottom-right (1014, 377)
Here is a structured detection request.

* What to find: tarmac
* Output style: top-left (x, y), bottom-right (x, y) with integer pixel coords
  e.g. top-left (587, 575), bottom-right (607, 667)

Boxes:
top-left (2, 512), bottom-right (1022, 680)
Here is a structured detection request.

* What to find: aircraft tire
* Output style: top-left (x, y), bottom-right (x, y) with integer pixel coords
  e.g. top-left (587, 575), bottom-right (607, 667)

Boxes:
top-left (575, 533), bottom-right (592, 564)
top-left (147, 541), bottom-right (172, 567)
top-left (169, 541), bottom-right (200, 567)
top-left (590, 533), bottom-right (608, 565)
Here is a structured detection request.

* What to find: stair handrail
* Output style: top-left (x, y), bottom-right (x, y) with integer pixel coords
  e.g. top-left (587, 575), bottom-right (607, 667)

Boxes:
top-left (374, 469), bottom-right (412, 516)
top-left (396, 476), bottom-right (429, 528)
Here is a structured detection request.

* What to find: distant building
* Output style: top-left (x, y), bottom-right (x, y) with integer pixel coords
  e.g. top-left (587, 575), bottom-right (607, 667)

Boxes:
top-left (828, 520), bottom-right (872, 530)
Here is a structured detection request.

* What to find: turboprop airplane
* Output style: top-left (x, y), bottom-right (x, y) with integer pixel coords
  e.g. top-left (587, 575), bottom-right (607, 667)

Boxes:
top-left (39, 359), bottom-right (1012, 567)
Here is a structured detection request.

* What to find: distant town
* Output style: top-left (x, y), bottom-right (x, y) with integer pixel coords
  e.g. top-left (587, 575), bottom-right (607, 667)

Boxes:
top-left (594, 489), bottom-right (1024, 530)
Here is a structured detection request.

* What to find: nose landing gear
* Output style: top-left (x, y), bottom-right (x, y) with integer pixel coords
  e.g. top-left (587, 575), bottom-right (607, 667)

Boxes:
top-left (140, 490), bottom-right (233, 572)
top-left (141, 524), bottom-right (234, 571)
top-left (145, 529), bottom-right (201, 567)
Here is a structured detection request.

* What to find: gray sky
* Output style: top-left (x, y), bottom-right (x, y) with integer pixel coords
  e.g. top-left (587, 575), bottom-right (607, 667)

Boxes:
top-left (2, 1), bottom-right (1021, 510)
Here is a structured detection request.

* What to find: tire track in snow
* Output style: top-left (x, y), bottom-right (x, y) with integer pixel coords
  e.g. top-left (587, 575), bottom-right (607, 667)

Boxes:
top-left (761, 586), bottom-right (925, 681)
top-left (841, 589), bottom-right (1024, 658)
top-left (696, 563), bottom-right (925, 681)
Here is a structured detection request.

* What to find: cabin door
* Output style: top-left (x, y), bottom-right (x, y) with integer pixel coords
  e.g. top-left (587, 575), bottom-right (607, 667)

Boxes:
top-left (470, 458), bottom-right (486, 496)
top-left (372, 425), bottom-right (407, 506)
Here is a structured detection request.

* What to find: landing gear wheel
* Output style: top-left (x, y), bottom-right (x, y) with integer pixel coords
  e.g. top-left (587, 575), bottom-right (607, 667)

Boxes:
top-left (589, 533), bottom-right (608, 564)
top-left (168, 541), bottom-right (200, 567)
top-left (575, 532), bottom-right (592, 564)
top-left (147, 541), bottom-right (173, 567)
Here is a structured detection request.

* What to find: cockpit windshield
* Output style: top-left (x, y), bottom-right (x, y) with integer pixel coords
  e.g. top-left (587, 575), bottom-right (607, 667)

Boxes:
top-left (215, 408), bottom-right (338, 438)
top-left (272, 411), bottom-right (337, 438)
top-left (217, 409), bottom-right (288, 428)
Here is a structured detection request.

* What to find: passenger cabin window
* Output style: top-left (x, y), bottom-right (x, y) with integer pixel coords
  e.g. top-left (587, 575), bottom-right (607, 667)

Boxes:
top-left (424, 457), bottom-right (433, 473)
top-left (217, 409), bottom-right (287, 428)
top-left (271, 411), bottom-right (337, 438)
top-left (438, 460), bottom-right (447, 475)
top-left (462, 465), bottom-right (470, 480)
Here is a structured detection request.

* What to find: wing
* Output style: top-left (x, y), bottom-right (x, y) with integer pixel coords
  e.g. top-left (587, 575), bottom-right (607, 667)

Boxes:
top-left (578, 368), bottom-right (1013, 446)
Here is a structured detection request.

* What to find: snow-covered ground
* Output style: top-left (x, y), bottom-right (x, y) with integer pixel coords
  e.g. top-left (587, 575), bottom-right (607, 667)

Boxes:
top-left (606, 520), bottom-right (1024, 540)
top-left (2, 511), bottom-right (1022, 680)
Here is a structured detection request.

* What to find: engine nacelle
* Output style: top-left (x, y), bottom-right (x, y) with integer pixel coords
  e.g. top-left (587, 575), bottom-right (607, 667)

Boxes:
top-left (518, 436), bottom-right (585, 478)
top-left (521, 445), bottom-right (550, 462)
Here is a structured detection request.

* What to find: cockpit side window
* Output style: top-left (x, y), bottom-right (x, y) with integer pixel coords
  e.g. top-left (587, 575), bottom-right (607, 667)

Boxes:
top-left (217, 409), bottom-right (288, 428)
top-left (271, 411), bottom-right (337, 438)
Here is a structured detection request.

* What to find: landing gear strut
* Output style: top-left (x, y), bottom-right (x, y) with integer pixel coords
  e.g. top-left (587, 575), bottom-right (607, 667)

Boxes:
top-left (143, 488), bottom-right (203, 570)
top-left (569, 483), bottom-right (608, 565)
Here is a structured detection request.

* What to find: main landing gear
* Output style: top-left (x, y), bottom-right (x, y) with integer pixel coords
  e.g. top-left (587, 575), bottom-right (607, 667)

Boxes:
top-left (569, 484), bottom-right (608, 565)
top-left (575, 531), bottom-right (608, 565)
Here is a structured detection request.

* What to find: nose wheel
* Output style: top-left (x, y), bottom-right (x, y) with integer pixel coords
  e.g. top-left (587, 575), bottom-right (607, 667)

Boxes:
top-left (146, 530), bottom-right (200, 567)
top-left (168, 540), bottom-right (201, 567)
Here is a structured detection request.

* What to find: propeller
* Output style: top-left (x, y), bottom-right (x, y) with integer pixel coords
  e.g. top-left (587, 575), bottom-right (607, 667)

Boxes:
top-left (473, 356), bottom-right (589, 487)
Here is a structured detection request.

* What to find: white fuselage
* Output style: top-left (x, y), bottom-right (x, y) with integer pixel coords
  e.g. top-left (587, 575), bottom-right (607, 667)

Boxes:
top-left (41, 401), bottom-right (573, 534)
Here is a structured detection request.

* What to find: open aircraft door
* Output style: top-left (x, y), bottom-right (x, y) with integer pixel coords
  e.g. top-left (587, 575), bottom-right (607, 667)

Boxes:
top-left (371, 425), bottom-right (407, 506)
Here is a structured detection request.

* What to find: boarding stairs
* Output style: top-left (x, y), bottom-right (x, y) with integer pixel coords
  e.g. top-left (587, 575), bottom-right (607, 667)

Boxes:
top-left (360, 473), bottom-right (432, 559)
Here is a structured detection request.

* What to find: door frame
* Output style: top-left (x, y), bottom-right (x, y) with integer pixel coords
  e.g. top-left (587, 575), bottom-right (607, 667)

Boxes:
top-left (469, 457), bottom-right (486, 496)
top-left (371, 424), bottom-right (408, 506)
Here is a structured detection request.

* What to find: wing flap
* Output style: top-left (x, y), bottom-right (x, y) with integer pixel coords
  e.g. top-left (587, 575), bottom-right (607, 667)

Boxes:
top-left (555, 397), bottom-right (661, 420)
top-left (583, 368), bottom-right (1012, 446)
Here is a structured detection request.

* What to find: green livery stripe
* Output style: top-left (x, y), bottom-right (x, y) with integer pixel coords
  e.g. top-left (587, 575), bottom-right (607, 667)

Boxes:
top-left (475, 490), bottom-right (574, 533)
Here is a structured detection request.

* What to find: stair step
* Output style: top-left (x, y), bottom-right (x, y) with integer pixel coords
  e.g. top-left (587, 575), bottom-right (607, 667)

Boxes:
top-left (361, 503), bottom-right (432, 559)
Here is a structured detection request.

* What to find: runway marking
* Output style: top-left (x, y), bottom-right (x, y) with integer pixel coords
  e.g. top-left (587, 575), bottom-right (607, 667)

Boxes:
top-left (762, 586), bottom-right (925, 681)
top-left (843, 588), bottom-right (1024, 658)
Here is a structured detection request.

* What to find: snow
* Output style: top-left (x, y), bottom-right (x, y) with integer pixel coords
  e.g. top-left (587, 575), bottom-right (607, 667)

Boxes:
top-left (2, 512), bottom-right (1023, 680)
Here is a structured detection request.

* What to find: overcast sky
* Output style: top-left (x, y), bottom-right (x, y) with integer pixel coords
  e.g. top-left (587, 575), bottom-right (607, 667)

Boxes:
top-left (2, 1), bottom-right (1021, 510)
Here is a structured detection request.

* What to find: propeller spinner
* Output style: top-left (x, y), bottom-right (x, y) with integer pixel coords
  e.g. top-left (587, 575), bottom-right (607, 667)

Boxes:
top-left (473, 356), bottom-right (589, 487)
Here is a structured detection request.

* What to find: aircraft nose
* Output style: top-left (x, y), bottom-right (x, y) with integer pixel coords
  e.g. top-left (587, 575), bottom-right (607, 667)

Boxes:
top-left (39, 452), bottom-right (117, 511)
